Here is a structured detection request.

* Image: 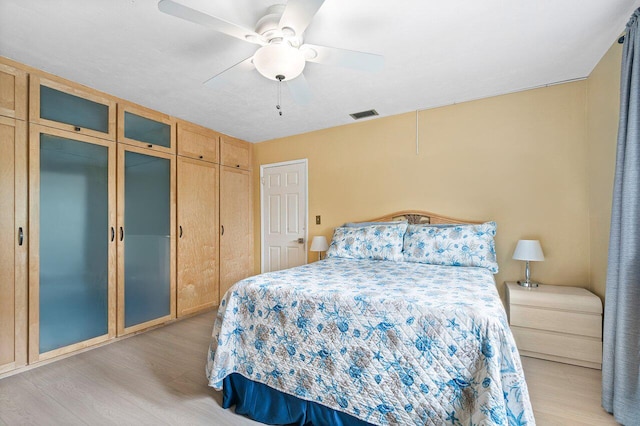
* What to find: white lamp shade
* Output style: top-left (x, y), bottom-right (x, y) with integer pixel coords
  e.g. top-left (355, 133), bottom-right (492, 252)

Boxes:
top-left (253, 43), bottom-right (306, 81)
top-left (310, 236), bottom-right (329, 252)
top-left (512, 240), bottom-right (545, 261)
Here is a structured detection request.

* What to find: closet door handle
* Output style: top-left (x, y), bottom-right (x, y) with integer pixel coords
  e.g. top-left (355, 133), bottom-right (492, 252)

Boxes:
top-left (179, 226), bottom-right (183, 238)
top-left (119, 227), bottom-right (124, 241)
top-left (111, 227), bottom-right (115, 242)
top-left (18, 227), bottom-right (24, 246)
top-left (221, 225), bottom-right (224, 236)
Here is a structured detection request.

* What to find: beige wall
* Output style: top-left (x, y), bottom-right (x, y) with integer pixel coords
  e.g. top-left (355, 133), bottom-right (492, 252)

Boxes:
top-left (253, 81), bottom-right (592, 295)
top-left (586, 41), bottom-right (623, 299)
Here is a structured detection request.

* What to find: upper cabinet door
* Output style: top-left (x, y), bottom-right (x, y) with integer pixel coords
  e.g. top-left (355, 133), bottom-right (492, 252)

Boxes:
top-left (29, 75), bottom-right (116, 141)
top-left (0, 62), bottom-right (27, 120)
top-left (220, 135), bottom-right (252, 170)
top-left (177, 120), bottom-right (219, 163)
top-left (117, 103), bottom-right (176, 154)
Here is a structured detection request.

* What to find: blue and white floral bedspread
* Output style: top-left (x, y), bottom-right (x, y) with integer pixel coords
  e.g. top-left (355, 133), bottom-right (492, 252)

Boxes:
top-left (207, 258), bottom-right (535, 425)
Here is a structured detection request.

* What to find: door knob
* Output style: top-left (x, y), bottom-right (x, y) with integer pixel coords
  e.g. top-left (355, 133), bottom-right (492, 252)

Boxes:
top-left (297, 237), bottom-right (304, 244)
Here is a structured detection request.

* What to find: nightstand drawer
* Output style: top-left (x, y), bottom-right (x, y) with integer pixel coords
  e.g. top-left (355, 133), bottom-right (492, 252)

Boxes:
top-left (510, 305), bottom-right (602, 338)
top-left (511, 326), bottom-right (602, 365)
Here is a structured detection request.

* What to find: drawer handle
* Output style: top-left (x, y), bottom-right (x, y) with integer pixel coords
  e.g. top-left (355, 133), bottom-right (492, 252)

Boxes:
top-left (199, 155), bottom-right (203, 159)
top-left (179, 225), bottom-right (183, 238)
top-left (147, 144), bottom-right (153, 148)
top-left (110, 226), bottom-right (115, 242)
top-left (236, 164), bottom-right (240, 168)
top-left (119, 226), bottom-right (124, 241)
top-left (18, 227), bottom-right (24, 246)
top-left (221, 225), bottom-right (224, 236)
top-left (74, 126), bottom-right (81, 132)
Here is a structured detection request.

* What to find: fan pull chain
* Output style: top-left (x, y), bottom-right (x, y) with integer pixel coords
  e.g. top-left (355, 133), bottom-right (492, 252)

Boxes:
top-left (276, 74), bottom-right (284, 116)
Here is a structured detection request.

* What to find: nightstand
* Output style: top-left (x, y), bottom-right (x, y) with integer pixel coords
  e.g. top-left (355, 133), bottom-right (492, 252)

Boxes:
top-left (505, 282), bottom-right (603, 369)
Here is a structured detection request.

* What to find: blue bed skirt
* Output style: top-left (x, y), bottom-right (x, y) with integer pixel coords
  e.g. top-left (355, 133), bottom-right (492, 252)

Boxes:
top-left (222, 373), bottom-right (372, 426)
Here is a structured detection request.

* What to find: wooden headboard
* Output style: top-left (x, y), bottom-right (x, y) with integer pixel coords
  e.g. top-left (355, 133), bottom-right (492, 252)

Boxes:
top-left (362, 210), bottom-right (482, 225)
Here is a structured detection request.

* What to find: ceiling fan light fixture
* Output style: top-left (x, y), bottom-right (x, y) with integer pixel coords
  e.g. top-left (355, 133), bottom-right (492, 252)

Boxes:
top-left (253, 43), bottom-right (306, 81)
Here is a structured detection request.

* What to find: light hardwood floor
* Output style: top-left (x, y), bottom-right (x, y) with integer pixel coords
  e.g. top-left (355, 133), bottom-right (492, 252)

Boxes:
top-left (0, 311), bottom-right (618, 425)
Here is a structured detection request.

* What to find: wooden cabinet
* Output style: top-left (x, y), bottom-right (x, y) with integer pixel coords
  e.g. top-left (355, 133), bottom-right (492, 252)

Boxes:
top-left (220, 166), bottom-right (253, 297)
top-left (0, 57), bottom-right (255, 372)
top-left (0, 116), bottom-right (27, 374)
top-left (29, 75), bottom-right (116, 140)
top-left (0, 62), bottom-right (27, 120)
top-left (118, 103), bottom-right (175, 154)
top-left (506, 282), bottom-right (603, 369)
top-left (220, 135), bottom-right (251, 170)
top-left (117, 145), bottom-right (176, 336)
top-left (177, 158), bottom-right (219, 316)
top-left (28, 125), bottom-right (117, 363)
top-left (177, 121), bottom-right (219, 163)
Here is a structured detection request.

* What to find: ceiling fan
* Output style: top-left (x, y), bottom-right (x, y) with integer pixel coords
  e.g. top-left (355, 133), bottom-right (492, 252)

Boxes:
top-left (158, 0), bottom-right (384, 105)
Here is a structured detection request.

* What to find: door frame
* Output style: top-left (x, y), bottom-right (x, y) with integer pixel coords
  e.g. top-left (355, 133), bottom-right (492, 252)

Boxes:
top-left (260, 159), bottom-right (308, 273)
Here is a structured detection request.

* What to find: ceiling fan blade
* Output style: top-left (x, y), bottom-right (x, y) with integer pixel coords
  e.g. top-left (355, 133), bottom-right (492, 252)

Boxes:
top-left (204, 56), bottom-right (255, 89)
top-left (286, 74), bottom-right (312, 105)
top-left (158, 0), bottom-right (264, 45)
top-left (301, 43), bottom-right (384, 72)
top-left (279, 0), bottom-right (325, 35)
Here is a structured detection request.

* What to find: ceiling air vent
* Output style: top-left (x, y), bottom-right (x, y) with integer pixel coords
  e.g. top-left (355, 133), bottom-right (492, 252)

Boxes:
top-left (349, 109), bottom-right (379, 120)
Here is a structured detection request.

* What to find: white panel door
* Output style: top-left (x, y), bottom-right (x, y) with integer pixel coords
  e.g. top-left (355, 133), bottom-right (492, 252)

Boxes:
top-left (261, 160), bottom-right (307, 273)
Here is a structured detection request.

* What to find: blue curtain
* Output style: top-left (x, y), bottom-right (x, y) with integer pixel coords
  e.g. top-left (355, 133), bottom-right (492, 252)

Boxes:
top-left (602, 8), bottom-right (640, 424)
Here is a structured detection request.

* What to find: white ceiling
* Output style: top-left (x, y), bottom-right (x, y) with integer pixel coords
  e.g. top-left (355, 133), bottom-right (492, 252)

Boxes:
top-left (1, 0), bottom-right (639, 143)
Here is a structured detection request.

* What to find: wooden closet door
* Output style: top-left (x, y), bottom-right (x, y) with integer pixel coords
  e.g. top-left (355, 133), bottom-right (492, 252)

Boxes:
top-left (0, 117), bottom-right (27, 374)
top-left (220, 166), bottom-right (253, 298)
top-left (177, 158), bottom-right (219, 316)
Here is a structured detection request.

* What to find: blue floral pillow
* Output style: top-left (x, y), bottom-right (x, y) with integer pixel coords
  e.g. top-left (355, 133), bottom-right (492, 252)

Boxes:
top-left (326, 223), bottom-right (408, 261)
top-left (402, 222), bottom-right (499, 273)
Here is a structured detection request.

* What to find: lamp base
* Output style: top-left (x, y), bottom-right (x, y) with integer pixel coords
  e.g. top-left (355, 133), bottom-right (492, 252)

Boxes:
top-left (517, 280), bottom-right (539, 288)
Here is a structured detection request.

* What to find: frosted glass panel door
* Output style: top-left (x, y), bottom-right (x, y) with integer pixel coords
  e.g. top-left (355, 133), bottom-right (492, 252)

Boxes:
top-left (124, 112), bottom-right (171, 148)
top-left (117, 105), bottom-right (175, 155)
top-left (30, 76), bottom-right (116, 140)
top-left (40, 86), bottom-right (109, 134)
top-left (33, 128), bottom-right (115, 357)
top-left (120, 148), bottom-right (174, 331)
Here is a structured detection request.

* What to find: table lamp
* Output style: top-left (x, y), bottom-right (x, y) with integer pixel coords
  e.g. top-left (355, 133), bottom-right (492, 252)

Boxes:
top-left (310, 236), bottom-right (329, 261)
top-left (512, 239), bottom-right (545, 288)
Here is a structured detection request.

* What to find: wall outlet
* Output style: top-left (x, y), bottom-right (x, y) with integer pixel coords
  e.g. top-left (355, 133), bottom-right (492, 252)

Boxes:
top-left (316, 215), bottom-right (321, 225)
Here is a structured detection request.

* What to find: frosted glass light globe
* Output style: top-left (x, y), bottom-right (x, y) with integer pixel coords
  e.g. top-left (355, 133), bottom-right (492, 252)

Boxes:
top-left (253, 43), bottom-right (306, 81)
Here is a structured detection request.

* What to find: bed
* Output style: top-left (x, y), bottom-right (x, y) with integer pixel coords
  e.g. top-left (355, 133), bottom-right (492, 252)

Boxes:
top-left (206, 211), bottom-right (535, 425)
